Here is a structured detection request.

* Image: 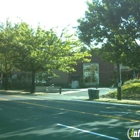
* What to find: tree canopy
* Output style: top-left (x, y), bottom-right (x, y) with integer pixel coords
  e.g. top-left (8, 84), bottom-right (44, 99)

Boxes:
top-left (77, 0), bottom-right (140, 67)
top-left (0, 20), bottom-right (19, 90)
top-left (0, 20), bottom-right (91, 93)
top-left (77, 0), bottom-right (140, 100)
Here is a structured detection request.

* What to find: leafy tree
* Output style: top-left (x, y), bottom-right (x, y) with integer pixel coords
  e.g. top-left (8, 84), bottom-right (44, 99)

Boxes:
top-left (0, 20), bottom-right (18, 90)
top-left (13, 22), bottom-right (90, 93)
top-left (77, 0), bottom-right (140, 100)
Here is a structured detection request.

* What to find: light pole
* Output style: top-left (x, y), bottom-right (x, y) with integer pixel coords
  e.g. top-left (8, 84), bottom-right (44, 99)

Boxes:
top-left (117, 63), bottom-right (122, 100)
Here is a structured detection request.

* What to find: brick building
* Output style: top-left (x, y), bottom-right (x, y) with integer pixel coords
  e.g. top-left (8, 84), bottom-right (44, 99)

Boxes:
top-left (52, 54), bottom-right (115, 87)
top-left (0, 54), bottom-right (115, 89)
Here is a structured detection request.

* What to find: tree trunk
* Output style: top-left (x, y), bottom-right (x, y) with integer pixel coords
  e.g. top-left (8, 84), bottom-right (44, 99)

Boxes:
top-left (31, 71), bottom-right (36, 93)
top-left (116, 63), bottom-right (122, 100)
top-left (3, 73), bottom-right (8, 90)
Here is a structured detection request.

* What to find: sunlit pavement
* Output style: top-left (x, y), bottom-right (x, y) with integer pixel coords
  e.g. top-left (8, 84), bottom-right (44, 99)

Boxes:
top-left (40, 87), bottom-right (117, 99)
top-left (0, 93), bottom-right (140, 140)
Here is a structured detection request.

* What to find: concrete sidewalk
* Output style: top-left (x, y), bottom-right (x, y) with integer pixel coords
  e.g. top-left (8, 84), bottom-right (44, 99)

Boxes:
top-left (0, 88), bottom-right (140, 105)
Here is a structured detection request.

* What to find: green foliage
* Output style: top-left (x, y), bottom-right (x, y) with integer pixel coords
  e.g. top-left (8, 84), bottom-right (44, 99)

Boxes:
top-left (106, 82), bottom-right (140, 99)
top-left (14, 22), bottom-right (91, 74)
top-left (0, 20), bottom-right (91, 92)
top-left (77, 0), bottom-right (140, 67)
top-left (0, 20), bottom-right (19, 90)
top-left (124, 79), bottom-right (140, 85)
top-left (77, 0), bottom-right (140, 100)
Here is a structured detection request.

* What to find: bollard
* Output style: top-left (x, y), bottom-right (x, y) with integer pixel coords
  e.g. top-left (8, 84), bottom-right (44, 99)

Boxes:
top-left (95, 84), bottom-right (98, 89)
top-left (59, 87), bottom-right (62, 94)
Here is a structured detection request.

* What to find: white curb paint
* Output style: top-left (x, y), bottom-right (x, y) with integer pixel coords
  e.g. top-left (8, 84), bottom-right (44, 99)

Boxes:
top-left (57, 123), bottom-right (120, 140)
top-left (100, 111), bottom-right (131, 114)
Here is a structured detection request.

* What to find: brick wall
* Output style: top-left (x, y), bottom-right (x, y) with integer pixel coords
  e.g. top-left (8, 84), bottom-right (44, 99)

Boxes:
top-left (51, 54), bottom-right (115, 87)
top-left (70, 54), bottom-right (115, 87)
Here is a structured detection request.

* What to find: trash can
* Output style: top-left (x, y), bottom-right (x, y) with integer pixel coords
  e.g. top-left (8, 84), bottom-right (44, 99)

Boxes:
top-left (88, 88), bottom-right (99, 100)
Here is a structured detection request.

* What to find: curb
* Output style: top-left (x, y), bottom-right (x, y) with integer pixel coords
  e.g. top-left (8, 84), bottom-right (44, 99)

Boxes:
top-left (86, 98), bottom-right (140, 105)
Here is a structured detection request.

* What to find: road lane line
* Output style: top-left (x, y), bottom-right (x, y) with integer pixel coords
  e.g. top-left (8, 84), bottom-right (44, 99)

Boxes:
top-left (2, 94), bottom-right (139, 113)
top-left (0, 98), bottom-right (9, 101)
top-left (57, 123), bottom-right (120, 140)
top-left (40, 99), bottom-right (139, 113)
top-left (12, 95), bottom-right (44, 100)
top-left (14, 100), bottom-right (140, 123)
top-left (0, 96), bottom-right (139, 123)
top-left (100, 111), bottom-right (131, 114)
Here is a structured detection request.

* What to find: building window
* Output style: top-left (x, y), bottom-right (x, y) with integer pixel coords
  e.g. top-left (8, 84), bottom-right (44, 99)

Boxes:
top-left (83, 63), bottom-right (99, 85)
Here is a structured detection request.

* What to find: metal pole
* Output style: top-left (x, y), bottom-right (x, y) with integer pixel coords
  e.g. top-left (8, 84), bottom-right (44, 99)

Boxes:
top-left (117, 63), bottom-right (121, 100)
top-left (59, 87), bottom-right (61, 94)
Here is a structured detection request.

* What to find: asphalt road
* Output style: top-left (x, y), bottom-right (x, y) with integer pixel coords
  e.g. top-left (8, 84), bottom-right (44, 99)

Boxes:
top-left (0, 93), bottom-right (140, 140)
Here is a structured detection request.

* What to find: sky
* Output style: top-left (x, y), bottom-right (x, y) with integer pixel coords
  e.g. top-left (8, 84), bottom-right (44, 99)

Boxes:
top-left (0, 0), bottom-right (88, 32)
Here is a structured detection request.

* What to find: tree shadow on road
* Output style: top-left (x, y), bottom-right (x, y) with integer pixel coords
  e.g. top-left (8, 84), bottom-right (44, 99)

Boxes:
top-left (0, 99), bottom-right (140, 140)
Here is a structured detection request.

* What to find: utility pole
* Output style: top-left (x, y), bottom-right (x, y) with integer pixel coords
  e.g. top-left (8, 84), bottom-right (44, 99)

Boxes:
top-left (116, 63), bottom-right (122, 100)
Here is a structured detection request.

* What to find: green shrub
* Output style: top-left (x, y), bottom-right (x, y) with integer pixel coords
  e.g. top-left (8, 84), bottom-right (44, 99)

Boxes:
top-left (104, 80), bottom-right (140, 99)
top-left (121, 83), bottom-right (140, 99)
top-left (124, 79), bottom-right (140, 85)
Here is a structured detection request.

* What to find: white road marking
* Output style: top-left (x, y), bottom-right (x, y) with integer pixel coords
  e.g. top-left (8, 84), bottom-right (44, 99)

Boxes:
top-left (13, 95), bottom-right (44, 100)
top-left (57, 123), bottom-right (120, 140)
top-left (0, 98), bottom-right (9, 101)
top-left (100, 111), bottom-right (131, 114)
